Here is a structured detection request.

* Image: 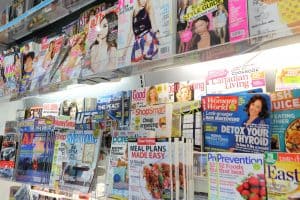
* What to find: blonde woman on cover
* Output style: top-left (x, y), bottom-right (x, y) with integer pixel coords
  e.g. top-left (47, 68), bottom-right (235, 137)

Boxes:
top-left (146, 86), bottom-right (158, 105)
top-left (213, 3), bottom-right (228, 44)
top-left (122, 0), bottom-right (159, 63)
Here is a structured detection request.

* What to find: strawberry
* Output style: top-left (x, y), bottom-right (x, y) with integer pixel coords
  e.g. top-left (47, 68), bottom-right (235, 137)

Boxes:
top-left (241, 190), bottom-right (250, 198)
top-left (249, 193), bottom-right (260, 200)
top-left (250, 187), bottom-right (260, 194)
top-left (236, 185), bottom-right (244, 193)
top-left (259, 179), bottom-right (266, 187)
top-left (248, 176), bottom-right (260, 187)
top-left (242, 182), bottom-right (250, 189)
top-left (260, 187), bottom-right (266, 197)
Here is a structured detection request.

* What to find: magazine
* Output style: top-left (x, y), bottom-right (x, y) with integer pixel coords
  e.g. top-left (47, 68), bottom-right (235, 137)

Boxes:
top-left (193, 152), bottom-right (208, 196)
top-left (208, 152), bottom-right (266, 200)
top-left (248, 0), bottom-right (300, 43)
top-left (271, 89), bottom-right (300, 152)
top-left (117, 0), bottom-right (174, 68)
top-left (106, 131), bottom-right (129, 199)
top-left (58, 130), bottom-right (101, 193)
top-left (176, 0), bottom-right (248, 53)
top-left (30, 36), bottom-right (64, 91)
top-left (42, 103), bottom-right (60, 117)
top-left (265, 152), bottom-right (300, 200)
top-left (62, 19), bottom-right (79, 37)
top-left (130, 103), bottom-right (173, 138)
top-left (84, 97), bottom-right (97, 112)
top-left (131, 83), bottom-right (174, 109)
top-left (19, 41), bottom-right (40, 94)
top-left (202, 92), bottom-right (271, 153)
top-left (15, 131), bottom-right (55, 184)
top-left (58, 98), bottom-right (84, 120)
top-left (97, 91), bottom-right (131, 128)
top-left (3, 51), bottom-right (21, 95)
top-left (172, 100), bottom-right (202, 150)
top-left (206, 64), bottom-right (266, 94)
top-left (275, 66), bottom-right (300, 91)
top-left (51, 32), bottom-right (86, 83)
top-left (0, 121), bottom-right (18, 179)
top-left (128, 138), bottom-right (171, 200)
top-left (174, 81), bottom-right (206, 102)
top-left (83, 6), bottom-right (119, 77)
top-left (75, 110), bottom-right (103, 130)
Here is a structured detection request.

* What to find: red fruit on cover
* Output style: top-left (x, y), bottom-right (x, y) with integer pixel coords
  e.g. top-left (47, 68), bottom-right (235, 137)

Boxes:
top-left (236, 185), bottom-right (244, 193)
top-left (259, 179), bottom-right (266, 187)
top-left (249, 193), bottom-right (260, 200)
top-left (241, 190), bottom-right (250, 197)
top-left (250, 187), bottom-right (260, 194)
top-left (248, 176), bottom-right (260, 186)
top-left (242, 182), bottom-right (250, 189)
top-left (260, 187), bottom-right (266, 196)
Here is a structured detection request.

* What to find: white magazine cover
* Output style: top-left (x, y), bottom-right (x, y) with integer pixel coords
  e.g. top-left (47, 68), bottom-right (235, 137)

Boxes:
top-left (130, 103), bottom-right (173, 138)
top-left (117, 0), bottom-right (174, 68)
top-left (128, 138), bottom-right (172, 200)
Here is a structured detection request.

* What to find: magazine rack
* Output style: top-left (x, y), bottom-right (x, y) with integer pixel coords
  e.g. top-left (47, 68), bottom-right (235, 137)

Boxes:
top-left (5, 31), bottom-right (300, 102)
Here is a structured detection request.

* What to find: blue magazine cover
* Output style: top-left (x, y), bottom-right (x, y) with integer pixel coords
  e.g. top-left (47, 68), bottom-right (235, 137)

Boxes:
top-left (15, 131), bottom-right (54, 184)
top-left (271, 89), bottom-right (300, 152)
top-left (97, 91), bottom-right (131, 128)
top-left (202, 93), bottom-right (271, 153)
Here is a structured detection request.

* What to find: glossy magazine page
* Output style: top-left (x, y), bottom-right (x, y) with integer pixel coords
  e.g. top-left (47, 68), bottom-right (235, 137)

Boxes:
top-left (176, 0), bottom-right (248, 54)
top-left (117, 0), bottom-right (174, 68)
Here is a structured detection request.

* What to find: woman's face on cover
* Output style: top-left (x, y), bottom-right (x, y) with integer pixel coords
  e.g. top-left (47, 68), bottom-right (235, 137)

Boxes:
top-left (138, 0), bottom-right (147, 7)
top-left (98, 17), bottom-right (109, 40)
top-left (249, 99), bottom-right (262, 118)
top-left (149, 88), bottom-right (157, 102)
top-left (194, 19), bottom-right (208, 34)
top-left (179, 86), bottom-right (191, 101)
top-left (70, 106), bottom-right (77, 119)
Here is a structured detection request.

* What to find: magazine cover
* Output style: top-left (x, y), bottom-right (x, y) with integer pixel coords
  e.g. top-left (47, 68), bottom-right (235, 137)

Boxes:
top-left (84, 97), bottom-right (97, 111)
top-left (30, 36), bottom-right (64, 91)
top-left (206, 64), bottom-right (266, 94)
top-left (172, 100), bottom-right (202, 149)
top-left (83, 6), bottom-right (118, 77)
top-left (202, 93), bottom-right (271, 153)
top-left (15, 131), bottom-right (55, 184)
top-left (106, 131), bottom-right (129, 199)
top-left (208, 152), bottom-right (266, 200)
top-left (265, 152), bottom-right (300, 200)
top-left (49, 130), bottom-right (68, 189)
top-left (271, 89), bottom-right (300, 152)
top-left (0, 121), bottom-right (18, 179)
top-left (176, 0), bottom-right (248, 53)
top-left (97, 91), bottom-right (131, 128)
top-left (58, 98), bottom-right (84, 119)
top-left (59, 130), bottom-right (101, 193)
top-left (51, 32), bottom-right (86, 83)
top-left (128, 138), bottom-right (171, 200)
top-left (75, 110), bottom-right (103, 130)
top-left (62, 19), bottom-right (79, 37)
top-left (3, 51), bottom-right (22, 95)
top-left (131, 83), bottom-right (174, 109)
top-left (42, 103), bottom-right (60, 117)
top-left (117, 0), bottom-right (174, 68)
top-left (130, 103), bottom-right (173, 138)
top-left (248, 0), bottom-right (300, 43)
top-left (275, 66), bottom-right (300, 91)
top-left (78, 2), bottom-right (117, 32)
top-left (179, 139), bottom-right (186, 200)
top-left (19, 41), bottom-right (40, 94)
top-left (24, 106), bottom-right (43, 119)
top-left (174, 81), bottom-right (206, 102)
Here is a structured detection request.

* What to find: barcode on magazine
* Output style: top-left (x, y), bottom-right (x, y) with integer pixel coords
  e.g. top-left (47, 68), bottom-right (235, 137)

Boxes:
top-left (231, 30), bottom-right (245, 38)
top-left (131, 196), bottom-right (140, 200)
top-left (160, 46), bottom-right (170, 54)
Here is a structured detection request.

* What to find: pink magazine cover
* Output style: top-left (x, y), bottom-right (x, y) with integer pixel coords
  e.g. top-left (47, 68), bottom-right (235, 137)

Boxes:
top-left (117, 0), bottom-right (174, 68)
top-left (176, 0), bottom-right (248, 53)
